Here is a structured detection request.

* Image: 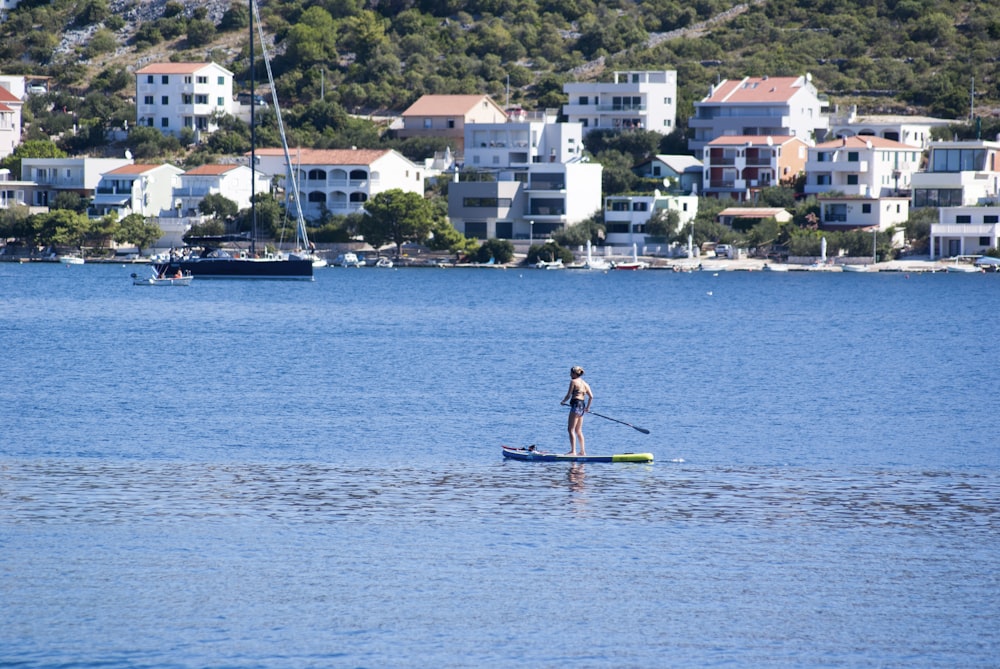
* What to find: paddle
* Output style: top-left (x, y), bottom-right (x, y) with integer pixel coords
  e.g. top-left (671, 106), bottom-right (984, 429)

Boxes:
top-left (588, 411), bottom-right (650, 434)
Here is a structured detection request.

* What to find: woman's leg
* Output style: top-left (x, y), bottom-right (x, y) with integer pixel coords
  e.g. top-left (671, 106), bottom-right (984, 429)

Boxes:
top-left (566, 413), bottom-right (579, 454)
top-left (575, 416), bottom-right (586, 456)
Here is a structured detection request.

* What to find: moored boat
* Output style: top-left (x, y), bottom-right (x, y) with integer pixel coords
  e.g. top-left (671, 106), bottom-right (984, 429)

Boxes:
top-left (157, 235), bottom-right (313, 280)
top-left (132, 269), bottom-right (193, 286)
top-left (501, 445), bottom-right (653, 463)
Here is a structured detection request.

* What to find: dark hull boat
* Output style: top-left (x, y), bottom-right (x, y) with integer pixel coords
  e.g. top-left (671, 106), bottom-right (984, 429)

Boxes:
top-left (158, 235), bottom-right (313, 280)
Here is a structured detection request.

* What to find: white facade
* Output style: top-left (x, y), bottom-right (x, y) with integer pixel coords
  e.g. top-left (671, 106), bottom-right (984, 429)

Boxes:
top-left (603, 191), bottom-right (697, 248)
top-left (0, 168), bottom-right (34, 209)
top-left (464, 109), bottom-right (584, 168)
top-left (22, 157), bottom-right (133, 208)
top-left (563, 70), bottom-right (677, 135)
top-left (174, 164), bottom-right (265, 217)
top-left (804, 136), bottom-right (921, 198)
top-left (633, 154), bottom-right (703, 194)
top-left (0, 84), bottom-right (22, 159)
top-left (135, 63), bottom-right (235, 138)
top-left (817, 195), bottom-right (909, 231)
top-left (252, 148), bottom-right (424, 220)
top-left (688, 75), bottom-right (829, 152)
top-left (448, 161), bottom-right (603, 240)
top-left (827, 106), bottom-right (952, 149)
top-left (911, 140), bottom-right (1000, 209)
top-left (929, 206), bottom-right (1000, 259)
top-left (90, 163), bottom-right (184, 218)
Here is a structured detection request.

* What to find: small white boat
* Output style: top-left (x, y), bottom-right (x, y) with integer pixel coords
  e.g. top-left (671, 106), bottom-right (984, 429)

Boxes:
top-left (335, 252), bottom-right (364, 267)
top-left (374, 257), bottom-right (394, 268)
top-left (761, 263), bottom-right (789, 272)
top-left (840, 264), bottom-right (872, 273)
top-left (132, 270), bottom-right (193, 286)
top-left (533, 259), bottom-right (564, 270)
top-left (946, 263), bottom-right (983, 273)
top-left (59, 255), bottom-right (84, 265)
top-left (614, 243), bottom-right (648, 270)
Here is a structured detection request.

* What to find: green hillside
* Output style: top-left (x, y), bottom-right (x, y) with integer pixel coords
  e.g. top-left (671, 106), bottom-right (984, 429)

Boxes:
top-left (2, 0), bottom-right (998, 160)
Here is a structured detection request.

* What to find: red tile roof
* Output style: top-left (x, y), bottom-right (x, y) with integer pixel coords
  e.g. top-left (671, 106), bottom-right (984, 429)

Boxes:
top-left (183, 164), bottom-right (241, 176)
top-left (252, 148), bottom-right (393, 165)
top-left (815, 136), bottom-right (913, 150)
top-left (702, 77), bottom-right (806, 104)
top-left (402, 95), bottom-right (502, 117)
top-left (104, 164), bottom-right (161, 175)
top-left (135, 62), bottom-right (219, 75)
top-left (0, 87), bottom-right (21, 103)
top-left (707, 135), bottom-right (798, 147)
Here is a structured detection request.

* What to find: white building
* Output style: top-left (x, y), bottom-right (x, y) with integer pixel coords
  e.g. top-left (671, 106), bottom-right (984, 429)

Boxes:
top-left (702, 135), bottom-right (810, 201)
top-left (21, 157), bottom-right (133, 208)
top-left (827, 105), bottom-right (952, 149)
top-left (816, 195), bottom-right (909, 232)
top-left (448, 111), bottom-right (602, 241)
top-left (804, 136), bottom-right (922, 198)
top-left (911, 140), bottom-right (1000, 209)
top-left (135, 62), bottom-right (235, 138)
top-left (174, 163), bottom-right (265, 217)
top-left (0, 84), bottom-right (22, 159)
top-left (563, 70), bottom-right (677, 135)
top-left (252, 147), bottom-right (424, 220)
top-left (632, 154), bottom-right (703, 195)
top-left (90, 163), bottom-right (184, 219)
top-left (0, 168), bottom-right (34, 210)
top-left (688, 74), bottom-right (829, 152)
top-left (929, 206), bottom-right (1000, 259)
top-left (603, 190), bottom-right (697, 249)
top-left (464, 108), bottom-right (584, 167)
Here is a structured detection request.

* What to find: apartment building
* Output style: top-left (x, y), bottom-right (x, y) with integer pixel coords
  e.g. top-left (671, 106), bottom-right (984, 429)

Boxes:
top-left (90, 163), bottom-right (184, 218)
top-left (804, 136), bottom-right (921, 198)
top-left (398, 95), bottom-right (507, 155)
top-left (688, 74), bottom-right (829, 152)
top-left (252, 148), bottom-right (424, 220)
top-left (21, 157), bottom-right (132, 208)
top-left (911, 140), bottom-right (1000, 208)
top-left (135, 62), bottom-right (235, 138)
top-left (563, 70), bottom-right (677, 135)
top-left (701, 135), bottom-right (809, 201)
top-left (929, 206), bottom-right (1000, 259)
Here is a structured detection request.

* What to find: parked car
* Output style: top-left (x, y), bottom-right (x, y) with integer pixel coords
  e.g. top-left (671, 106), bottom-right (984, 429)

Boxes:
top-left (26, 84), bottom-right (47, 95)
top-left (715, 244), bottom-right (732, 259)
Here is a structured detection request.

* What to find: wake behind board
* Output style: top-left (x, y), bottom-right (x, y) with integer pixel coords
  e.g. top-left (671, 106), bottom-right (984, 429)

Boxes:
top-left (502, 445), bottom-right (653, 463)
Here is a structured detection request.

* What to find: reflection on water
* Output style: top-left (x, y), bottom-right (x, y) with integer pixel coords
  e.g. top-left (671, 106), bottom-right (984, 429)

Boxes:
top-left (3, 460), bottom-right (996, 535)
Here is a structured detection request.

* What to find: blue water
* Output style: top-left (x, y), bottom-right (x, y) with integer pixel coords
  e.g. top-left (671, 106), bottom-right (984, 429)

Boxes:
top-left (1, 262), bottom-right (998, 668)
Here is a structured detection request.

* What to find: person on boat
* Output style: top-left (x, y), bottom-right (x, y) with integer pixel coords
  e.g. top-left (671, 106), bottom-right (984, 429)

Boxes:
top-left (560, 366), bottom-right (593, 456)
top-left (174, 268), bottom-right (183, 278)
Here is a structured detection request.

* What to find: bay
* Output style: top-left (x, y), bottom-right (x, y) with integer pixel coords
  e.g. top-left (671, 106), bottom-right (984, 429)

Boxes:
top-left (1, 262), bottom-right (998, 668)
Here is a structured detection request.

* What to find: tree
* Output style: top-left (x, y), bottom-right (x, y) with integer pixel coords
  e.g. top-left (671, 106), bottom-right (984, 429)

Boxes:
top-left (199, 193), bottom-right (239, 222)
top-left (0, 140), bottom-right (66, 179)
top-left (645, 209), bottom-right (680, 238)
top-left (476, 238), bottom-right (514, 264)
top-left (116, 213), bottom-right (163, 256)
top-left (359, 189), bottom-right (438, 256)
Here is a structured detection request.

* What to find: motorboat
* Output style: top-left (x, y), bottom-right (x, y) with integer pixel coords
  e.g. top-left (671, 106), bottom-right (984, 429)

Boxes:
top-left (335, 252), bottom-right (365, 267)
top-left (59, 255), bottom-right (84, 265)
top-left (533, 259), bottom-right (564, 270)
top-left (615, 243), bottom-right (648, 270)
top-left (132, 269), bottom-right (193, 286)
top-left (840, 264), bottom-right (872, 272)
top-left (374, 256), bottom-right (394, 268)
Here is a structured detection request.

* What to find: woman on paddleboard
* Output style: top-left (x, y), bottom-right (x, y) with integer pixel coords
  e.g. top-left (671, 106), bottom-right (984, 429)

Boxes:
top-left (560, 366), bottom-right (593, 456)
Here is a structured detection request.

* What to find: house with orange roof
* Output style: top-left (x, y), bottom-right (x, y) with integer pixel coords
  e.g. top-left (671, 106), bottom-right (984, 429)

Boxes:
top-left (688, 74), bottom-right (829, 152)
top-left (701, 135), bottom-right (809, 201)
top-left (805, 136), bottom-right (922, 198)
top-left (90, 163), bottom-right (184, 218)
top-left (0, 84), bottom-right (22, 159)
top-left (251, 147), bottom-right (424, 220)
top-left (175, 164), bottom-right (266, 217)
top-left (398, 95), bottom-right (507, 154)
top-left (135, 62), bottom-right (234, 138)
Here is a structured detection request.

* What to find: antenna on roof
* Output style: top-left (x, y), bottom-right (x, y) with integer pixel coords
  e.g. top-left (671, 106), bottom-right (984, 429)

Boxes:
top-left (124, 149), bottom-right (133, 159)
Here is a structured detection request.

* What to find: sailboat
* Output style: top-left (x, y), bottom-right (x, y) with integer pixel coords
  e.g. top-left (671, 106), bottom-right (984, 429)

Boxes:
top-left (156, 0), bottom-right (313, 280)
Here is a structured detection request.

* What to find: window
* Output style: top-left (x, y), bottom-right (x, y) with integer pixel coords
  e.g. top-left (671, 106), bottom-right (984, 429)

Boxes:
top-left (161, 117), bottom-right (169, 127)
top-left (218, 76), bottom-right (225, 85)
top-left (447, 120), bottom-right (455, 129)
top-left (664, 97), bottom-right (672, 104)
top-left (196, 76), bottom-right (208, 84)
top-left (161, 75), bottom-right (169, 84)
top-left (985, 215), bottom-right (999, 224)
top-left (217, 97), bottom-right (224, 106)
top-left (146, 75), bottom-right (154, 84)
top-left (956, 215), bottom-right (972, 224)
top-left (816, 152), bottom-right (828, 162)
top-left (862, 203), bottom-right (872, 214)
top-left (144, 95), bottom-right (154, 105)
top-left (914, 188), bottom-right (963, 208)
top-left (182, 94), bottom-right (192, 104)
top-left (184, 76), bottom-right (192, 84)
top-left (578, 96), bottom-right (588, 105)
top-left (423, 119), bottom-right (432, 128)
top-left (931, 148), bottom-right (986, 172)
top-left (979, 237), bottom-right (991, 245)
top-left (816, 174), bottom-right (831, 185)
top-left (847, 151), bottom-right (859, 162)
top-left (195, 94), bottom-right (208, 104)
top-left (161, 96), bottom-right (169, 105)
top-left (825, 204), bottom-right (847, 222)
top-left (183, 117), bottom-right (193, 127)
top-left (847, 174), bottom-right (859, 185)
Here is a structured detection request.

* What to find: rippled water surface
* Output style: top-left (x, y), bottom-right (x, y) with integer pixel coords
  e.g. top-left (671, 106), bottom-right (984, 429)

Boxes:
top-left (1, 263), bottom-right (998, 668)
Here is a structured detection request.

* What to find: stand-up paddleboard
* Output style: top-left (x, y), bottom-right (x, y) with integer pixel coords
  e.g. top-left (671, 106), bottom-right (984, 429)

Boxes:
top-left (502, 445), bottom-right (653, 463)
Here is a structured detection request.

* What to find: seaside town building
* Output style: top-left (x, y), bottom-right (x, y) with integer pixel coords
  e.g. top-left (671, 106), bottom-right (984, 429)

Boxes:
top-left (252, 147), bottom-right (424, 221)
top-left (0, 82), bottom-right (22, 159)
top-left (89, 163), bottom-right (184, 219)
top-left (603, 190), bottom-right (697, 251)
top-left (135, 62), bottom-right (235, 138)
top-left (911, 140), bottom-right (1000, 209)
top-left (398, 95), bottom-right (508, 155)
top-left (929, 206), bottom-right (1000, 259)
top-left (447, 110), bottom-right (602, 241)
top-left (562, 70), bottom-right (678, 135)
top-left (816, 195), bottom-right (909, 232)
top-left (631, 154), bottom-right (703, 195)
top-left (701, 135), bottom-right (809, 201)
top-left (804, 136), bottom-right (922, 198)
top-left (688, 75), bottom-right (829, 152)
top-left (21, 157), bottom-right (133, 209)
top-left (827, 105), bottom-right (951, 149)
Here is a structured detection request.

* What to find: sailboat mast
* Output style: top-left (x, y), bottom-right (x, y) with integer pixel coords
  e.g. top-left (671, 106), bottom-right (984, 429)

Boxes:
top-left (249, 0), bottom-right (257, 255)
